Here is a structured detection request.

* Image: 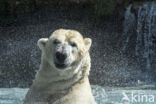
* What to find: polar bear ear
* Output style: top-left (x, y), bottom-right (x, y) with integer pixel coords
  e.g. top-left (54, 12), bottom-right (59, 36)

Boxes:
top-left (37, 38), bottom-right (48, 50)
top-left (84, 38), bottom-right (92, 50)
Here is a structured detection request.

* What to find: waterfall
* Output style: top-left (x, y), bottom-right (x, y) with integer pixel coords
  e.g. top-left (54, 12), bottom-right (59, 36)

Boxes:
top-left (121, 4), bottom-right (135, 52)
top-left (122, 2), bottom-right (156, 71)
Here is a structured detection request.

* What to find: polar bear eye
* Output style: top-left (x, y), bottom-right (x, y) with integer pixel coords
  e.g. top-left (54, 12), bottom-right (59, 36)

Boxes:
top-left (53, 39), bottom-right (61, 44)
top-left (70, 42), bottom-right (77, 47)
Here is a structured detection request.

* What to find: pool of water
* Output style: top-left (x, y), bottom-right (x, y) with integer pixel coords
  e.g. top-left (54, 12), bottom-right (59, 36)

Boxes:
top-left (0, 85), bottom-right (156, 104)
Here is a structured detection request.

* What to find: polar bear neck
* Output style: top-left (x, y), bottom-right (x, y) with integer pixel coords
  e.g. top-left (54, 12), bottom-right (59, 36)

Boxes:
top-left (32, 53), bottom-right (90, 95)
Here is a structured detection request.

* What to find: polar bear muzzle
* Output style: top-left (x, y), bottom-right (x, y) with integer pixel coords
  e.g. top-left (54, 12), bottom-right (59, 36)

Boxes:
top-left (55, 51), bottom-right (67, 63)
top-left (54, 51), bottom-right (68, 69)
top-left (54, 44), bottom-right (73, 69)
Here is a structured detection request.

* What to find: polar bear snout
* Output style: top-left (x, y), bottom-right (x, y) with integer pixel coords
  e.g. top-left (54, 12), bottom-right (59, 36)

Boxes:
top-left (54, 51), bottom-right (69, 69)
top-left (55, 52), bottom-right (67, 63)
top-left (54, 44), bottom-right (73, 69)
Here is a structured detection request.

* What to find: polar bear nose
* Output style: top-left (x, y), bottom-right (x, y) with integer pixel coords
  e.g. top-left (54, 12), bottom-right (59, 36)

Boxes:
top-left (55, 52), bottom-right (67, 63)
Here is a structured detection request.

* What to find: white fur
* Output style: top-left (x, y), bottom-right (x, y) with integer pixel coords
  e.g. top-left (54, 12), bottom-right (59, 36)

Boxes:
top-left (24, 29), bottom-right (96, 104)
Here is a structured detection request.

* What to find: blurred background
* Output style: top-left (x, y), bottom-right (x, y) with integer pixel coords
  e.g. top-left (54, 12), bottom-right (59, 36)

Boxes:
top-left (0, 0), bottom-right (156, 88)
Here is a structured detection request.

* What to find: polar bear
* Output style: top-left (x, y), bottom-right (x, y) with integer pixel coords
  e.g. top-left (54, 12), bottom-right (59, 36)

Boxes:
top-left (24, 29), bottom-right (96, 104)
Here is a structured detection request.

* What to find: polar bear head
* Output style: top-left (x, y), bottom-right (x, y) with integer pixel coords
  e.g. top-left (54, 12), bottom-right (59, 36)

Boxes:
top-left (37, 29), bottom-right (91, 71)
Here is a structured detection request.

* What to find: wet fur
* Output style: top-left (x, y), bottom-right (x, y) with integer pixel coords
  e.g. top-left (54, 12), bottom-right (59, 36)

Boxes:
top-left (24, 29), bottom-right (96, 104)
